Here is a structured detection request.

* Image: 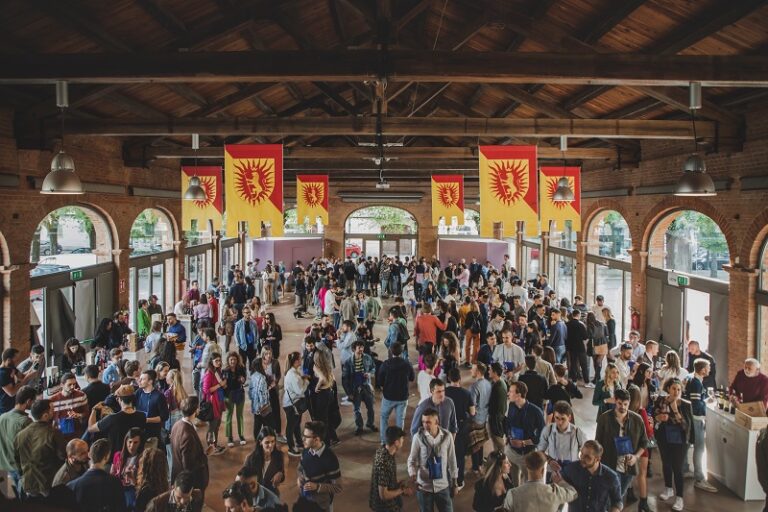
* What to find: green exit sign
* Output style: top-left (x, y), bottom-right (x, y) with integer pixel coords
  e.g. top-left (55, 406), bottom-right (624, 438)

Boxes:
top-left (677, 275), bottom-right (689, 287)
top-left (377, 234), bottom-right (386, 240)
top-left (70, 269), bottom-right (84, 281)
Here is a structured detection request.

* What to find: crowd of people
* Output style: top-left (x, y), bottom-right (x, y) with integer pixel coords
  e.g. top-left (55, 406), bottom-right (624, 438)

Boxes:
top-left (1, 254), bottom-right (767, 512)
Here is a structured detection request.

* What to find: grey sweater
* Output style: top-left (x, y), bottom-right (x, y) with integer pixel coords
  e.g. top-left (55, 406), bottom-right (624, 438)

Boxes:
top-left (407, 427), bottom-right (458, 493)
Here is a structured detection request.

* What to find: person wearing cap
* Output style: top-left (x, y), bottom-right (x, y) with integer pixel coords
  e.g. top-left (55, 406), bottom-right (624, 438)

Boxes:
top-left (591, 295), bottom-right (606, 319)
top-left (87, 384), bottom-right (147, 457)
top-left (602, 343), bottom-right (634, 388)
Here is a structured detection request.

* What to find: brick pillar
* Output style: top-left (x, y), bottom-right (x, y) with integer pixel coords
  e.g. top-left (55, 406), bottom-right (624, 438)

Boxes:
top-left (630, 249), bottom-right (648, 339)
top-left (541, 233), bottom-right (550, 279)
top-left (515, 229), bottom-right (523, 273)
top-left (174, 240), bottom-right (186, 303)
top-left (726, 266), bottom-right (758, 379)
top-left (324, 217), bottom-right (343, 260)
top-left (1, 263), bottom-right (32, 355)
top-left (113, 247), bottom-right (132, 311)
top-left (420, 225), bottom-right (437, 259)
top-left (575, 241), bottom-right (587, 297)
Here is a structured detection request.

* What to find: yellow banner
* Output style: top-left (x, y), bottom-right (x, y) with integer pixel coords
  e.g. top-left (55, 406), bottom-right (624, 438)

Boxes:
top-left (478, 146), bottom-right (539, 237)
top-left (431, 175), bottom-right (464, 226)
top-left (297, 175), bottom-right (329, 226)
top-left (539, 166), bottom-right (581, 232)
top-left (224, 144), bottom-right (284, 237)
top-left (181, 166), bottom-right (223, 234)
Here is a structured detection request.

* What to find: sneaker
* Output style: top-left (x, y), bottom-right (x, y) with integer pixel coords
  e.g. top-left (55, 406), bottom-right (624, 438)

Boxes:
top-left (694, 480), bottom-right (718, 493)
top-left (340, 397), bottom-right (352, 406)
top-left (672, 497), bottom-right (684, 511)
top-left (227, 439), bottom-right (235, 448)
top-left (213, 446), bottom-right (227, 455)
top-left (288, 448), bottom-right (302, 457)
top-left (366, 424), bottom-right (379, 432)
top-left (239, 438), bottom-right (247, 446)
top-left (584, 382), bottom-right (595, 388)
top-left (354, 428), bottom-right (364, 436)
top-left (276, 435), bottom-right (288, 444)
top-left (659, 488), bottom-right (675, 501)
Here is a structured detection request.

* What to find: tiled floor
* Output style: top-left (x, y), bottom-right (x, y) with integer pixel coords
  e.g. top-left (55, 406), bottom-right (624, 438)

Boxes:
top-left (190, 296), bottom-right (764, 512)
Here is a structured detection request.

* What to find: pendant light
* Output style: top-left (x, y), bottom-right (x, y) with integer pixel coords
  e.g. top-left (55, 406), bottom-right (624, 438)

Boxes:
top-left (552, 136), bottom-right (575, 202)
top-left (41, 81), bottom-right (84, 195)
top-left (183, 134), bottom-right (206, 201)
top-left (674, 82), bottom-right (716, 197)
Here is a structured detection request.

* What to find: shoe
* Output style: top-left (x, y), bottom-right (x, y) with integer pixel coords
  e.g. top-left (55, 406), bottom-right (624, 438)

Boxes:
top-left (213, 446), bottom-right (227, 455)
top-left (227, 439), bottom-right (235, 448)
top-left (239, 438), bottom-right (247, 446)
top-left (683, 471), bottom-right (694, 479)
top-left (354, 428), bottom-right (364, 436)
top-left (694, 480), bottom-right (718, 493)
top-left (367, 424), bottom-right (379, 432)
top-left (277, 435), bottom-right (288, 444)
top-left (672, 497), bottom-right (684, 511)
top-left (637, 499), bottom-right (651, 512)
top-left (288, 448), bottom-right (302, 457)
top-left (455, 483), bottom-right (465, 493)
top-left (584, 383), bottom-right (595, 388)
top-left (658, 488), bottom-right (674, 501)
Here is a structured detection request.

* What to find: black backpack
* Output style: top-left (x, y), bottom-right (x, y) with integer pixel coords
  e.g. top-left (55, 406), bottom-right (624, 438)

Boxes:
top-left (396, 322), bottom-right (410, 344)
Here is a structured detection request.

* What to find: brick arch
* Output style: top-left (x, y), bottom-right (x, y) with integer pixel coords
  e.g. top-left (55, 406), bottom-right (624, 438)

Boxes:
top-left (638, 197), bottom-right (737, 260)
top-left (580, 199), bottom-right (639, 247)
top-left (742, 207), bottom-right (768, 269)
top-left (343, 205), bottom-right (420, 233)
top-left (153, 205), bottom-right (180, 241)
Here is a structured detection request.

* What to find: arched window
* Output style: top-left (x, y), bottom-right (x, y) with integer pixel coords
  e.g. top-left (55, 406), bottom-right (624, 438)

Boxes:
top-left (284, 207), bottom-right (324, 234)
top-left (587, 210), bottom-right (631, 261)
top-left (438, 209), bottom-right (479, 235)
top-left (130, 208), bottom-right (174, 256)
top-left (648, 210), bottom-right (729, 282)
top-left (549, 220), bottom-right (577, 250)
top-left (30, 206), bottom-right (113, 275)
top-left (756, 238), bottom-right (768, 367)
top-left (344, 206), bottom-right (417, 260)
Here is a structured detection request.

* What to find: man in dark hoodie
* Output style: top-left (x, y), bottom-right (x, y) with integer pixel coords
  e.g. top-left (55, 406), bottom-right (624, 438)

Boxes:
top-left (376, 342), bottom-right (415, 446)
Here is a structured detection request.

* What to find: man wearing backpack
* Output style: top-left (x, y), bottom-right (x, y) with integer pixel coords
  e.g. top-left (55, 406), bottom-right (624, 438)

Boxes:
top-left (385, 307), bottom-right (411, 361)
top-left (408, 408), bottom-right (458, 512)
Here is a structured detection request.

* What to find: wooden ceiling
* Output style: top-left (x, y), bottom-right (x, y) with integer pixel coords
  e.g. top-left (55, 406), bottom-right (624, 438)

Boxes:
top-left (1, 0), bottom-right (767, 175)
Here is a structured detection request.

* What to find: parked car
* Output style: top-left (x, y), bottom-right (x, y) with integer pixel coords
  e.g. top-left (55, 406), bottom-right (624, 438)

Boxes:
top-left (69, 247), bottom-right (93, 254)
top-left (345, 242), bottom-right (362, 258)
top-left (30, 263), bottom-right (70, 277)
top-left (693, 253), bottom-right (729, 271)
top-left (39, 240), bottom-right (62, 256)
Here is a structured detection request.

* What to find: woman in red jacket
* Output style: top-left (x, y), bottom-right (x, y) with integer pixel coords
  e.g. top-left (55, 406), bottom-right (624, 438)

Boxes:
top-left (413, 302), bottom-right (449, 358)
top-left (202, 354), bottom-right (227, 455)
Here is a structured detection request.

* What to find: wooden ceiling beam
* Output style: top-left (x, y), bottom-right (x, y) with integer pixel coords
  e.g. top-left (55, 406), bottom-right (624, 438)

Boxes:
top-left (135, 0), bottom-right (188, 39)
top-left (604, 97), bottom-right (663, 119)
top-left (576, 0), bottom-right (648, 44)
top-left (627, 86), bottom-right (742, 125)
top-left (55, 116), bottom-right (723, 140)
top-left (5, 51), bottom-right (765, 86)
top-left (393, 0), bottom-right (433, 34)
top-left (328, 0), bottom-right (347, 45)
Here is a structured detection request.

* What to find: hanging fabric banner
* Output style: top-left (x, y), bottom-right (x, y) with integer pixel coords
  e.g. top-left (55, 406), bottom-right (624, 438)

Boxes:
top-left (431, 174), bottom-right (465, 226)
top-left (478, 145), bottom-right (539, 237)
top-left (539, 166), bottom-right (582, 232)
top-left (296, 174), bottom-right (329, 226)
top-left (181, 166), bottom-right (223, 234)
top-left (224, 144), bottom-right (284, 237)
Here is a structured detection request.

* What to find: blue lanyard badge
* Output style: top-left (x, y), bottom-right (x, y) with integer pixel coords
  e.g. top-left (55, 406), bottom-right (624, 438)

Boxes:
top-left (58, 417), bottom-right (75, 435)
top-left (665, 425), bottom-right (684, 444)
top-left (614, 436), bottom-right (633, 455)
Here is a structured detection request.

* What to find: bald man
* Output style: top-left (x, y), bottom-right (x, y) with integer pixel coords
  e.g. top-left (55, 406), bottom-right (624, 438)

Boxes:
top-left (731, 358), bottom-right (768, 408)
top-left (52, 438), bottom-right (90, 487)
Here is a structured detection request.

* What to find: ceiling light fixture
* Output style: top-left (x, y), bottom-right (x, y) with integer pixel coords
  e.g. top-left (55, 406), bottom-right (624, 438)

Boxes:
top-left (552, 142), bottom-right (574, 202)
top-left (674, 82), bottom-right (716, 197)
top-left (41, 81), bottom-right (84, 195)
top-left (183, 133), bottom-right (206, 201)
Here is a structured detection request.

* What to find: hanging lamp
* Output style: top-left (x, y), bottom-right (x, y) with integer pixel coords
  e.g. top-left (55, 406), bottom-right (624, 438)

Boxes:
top-left (183, 134), bottom-right (206, 200)
top-left (552, 136), bottom-right (575, 202)
top-left (41, 81), bottom-right (84, 195)
top-left (674, 82), bottom-right (716, 197)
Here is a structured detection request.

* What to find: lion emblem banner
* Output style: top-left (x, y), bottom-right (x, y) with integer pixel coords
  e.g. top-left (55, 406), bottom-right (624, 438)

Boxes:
top-left (296, 174), bottom-right (329, 226)
top-left (431, 174), bottom-right (464, 226)
top-left (181, 166), bottom-right (223, 234)
top-left (224, 144), bottom-right (284, 237)
top-left (539, 166), bottom-right (581, 232)
top-left (478, 145), bottom-right (539, 237)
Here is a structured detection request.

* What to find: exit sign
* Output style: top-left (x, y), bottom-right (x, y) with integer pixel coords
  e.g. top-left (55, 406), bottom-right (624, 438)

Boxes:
top-left (377, 234), bottom-right (386, 240)
top-left (677, 275), bottom-right (689, 287)
top-left (70, 269), bottom-right (84, 281)
top-left (667, 271), bottom-right (689, 287)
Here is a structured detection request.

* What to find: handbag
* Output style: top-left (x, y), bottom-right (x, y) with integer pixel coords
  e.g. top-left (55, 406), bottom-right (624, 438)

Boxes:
top-left (198, 398), bottom-right (214, 422)
top-left (286, 377), bottom-right (309, 415)
top-left (593, 343), bottom-right (608, 356)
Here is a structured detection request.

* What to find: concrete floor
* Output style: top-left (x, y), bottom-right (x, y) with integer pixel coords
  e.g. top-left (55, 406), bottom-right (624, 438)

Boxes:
top-left (190, 296), bottom-right (765, 512)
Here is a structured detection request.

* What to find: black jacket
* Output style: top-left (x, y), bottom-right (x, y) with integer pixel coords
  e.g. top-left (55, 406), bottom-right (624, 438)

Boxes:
top-left (67, 468), bottom-right (126, 512)
top-left (519, 370), bottom-right (549, 410)
top-left (377, 356), bottom-right (415, 401)
top-left (565, 319), bottom-right (588, 353)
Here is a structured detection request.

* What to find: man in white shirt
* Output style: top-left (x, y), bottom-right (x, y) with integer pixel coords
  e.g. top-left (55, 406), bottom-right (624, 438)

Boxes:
top-left (591, 295), bottom-right (606, 319)
top-left (511, 280), bottom-right (528, 309)
top-left (601, 343), bottom-right (633, 386)
top-left (502, 451), bottom-right (577, 512)
top-left (493, 328), bottom-right (526, 380)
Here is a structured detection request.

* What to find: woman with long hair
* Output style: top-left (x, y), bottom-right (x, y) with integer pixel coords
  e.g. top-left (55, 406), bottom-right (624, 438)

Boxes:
top-left (463, 299), bottom-right (482, 367)
top-left (438, 331), bottom-right (461, 379)
top-left (134, 448), bottom-right (168, 512)
top-left (282, 351), bottom-right (309, 457)
top-left (223, 351), bottom-right (247, 447)
top-left (629, 386), bottom-right (654, 512)
top-left (192, 292), bottom-right (211, 331)
top-left (472, 450), bottom-right (513, 511)
top-left (153, 361), bottom-right (170, 393)
top-left (260, 312), bottom-right (283, 359)
top-left (542, 346), bottom-right (558, 368)
top-left (245, 276), bottom-right (255, 301)
top-left (253, 346), bottom-right (283, 440)
top-left (402, 278), bottom-right (416, 318)
top-left (658, 351), bottom-right (689, 391)
top-left (110, 427), bottom-right (144, 509)
top-left (159, 338), bottom-right (180, 370)
top-left (263, 265), bottom-right (274, 306)
top-left (93, 317), bottom-right (113, 349)
top-left (602, 307), bottom-right (617, 350)
top-left (631, 362), bottom-right (657, 412)
top-left (422, 281), bottom-right (438, 305)
top-left (222, 295), bottom-right (238, 353)
top-left (654, 378), bottom-right (694, 512)
top-left (592, 362), bottom-right (623, 419)
top-left (201, 354), bottom-right (227, 454)
top-left (243, 426), bottom-right (286, 496)
top-left (310, 349), bottom-right (339, 445)
top-left (586, 312), bottom-right (609, 385)
top-left (164, 369), bottom-right (187, 434)
top-left (524, 321), bottom-right (541, 353)
top-left (59, 337), bottom-right (86, 375)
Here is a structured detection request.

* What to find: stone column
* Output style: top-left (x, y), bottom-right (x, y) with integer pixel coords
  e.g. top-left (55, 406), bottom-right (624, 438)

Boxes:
top-left (1, 263), bottom-right (32, 355)
top-left (575, 241), bottom-right (588, 298)
top-left (726, 266), bottom-right (758, 379)
top-left (174, 240), bottom-right (185, 302)
top-left (630, 249), bottom-right (648, 339)
top-left (211, 233), bottom-right (222, 281)
top-left (541, 233), bottom-right (550, 279)
top-left (112, 247), bottom-right (132, 311)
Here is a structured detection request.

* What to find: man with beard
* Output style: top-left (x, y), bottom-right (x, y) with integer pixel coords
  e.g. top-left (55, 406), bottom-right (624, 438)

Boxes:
top-left (561, 439), bottom-right (622, 512)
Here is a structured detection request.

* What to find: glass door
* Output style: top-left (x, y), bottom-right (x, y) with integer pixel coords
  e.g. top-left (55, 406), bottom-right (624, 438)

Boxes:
top-left (364, 240), bottom-right (381, 260)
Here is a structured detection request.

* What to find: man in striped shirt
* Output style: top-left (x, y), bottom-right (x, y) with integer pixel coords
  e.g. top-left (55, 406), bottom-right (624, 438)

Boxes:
top-left (48, 372), bottom-right (89, 441)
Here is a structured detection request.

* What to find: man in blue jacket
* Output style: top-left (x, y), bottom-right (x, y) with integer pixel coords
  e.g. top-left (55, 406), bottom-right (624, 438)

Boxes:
top-left (235, 307), bottom-right (259, 370)
top-left (343, 341), bottom-right (378, 436)
top-left (505, 380), bottom-right (545, 487)
top-left (135, 369), bottom-right (169, 443)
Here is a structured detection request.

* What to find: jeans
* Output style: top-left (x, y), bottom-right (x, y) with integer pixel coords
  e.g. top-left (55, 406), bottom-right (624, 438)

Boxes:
top-left (352, 385), bottom-right (375, 429)
top-left (10, 470), bottom-right (21, 498)
top-left (683, 416), bottom-right (706, 481)
top-left (284, 405), bottom-right (304, 451)
top-left (416, 488), bottom-right (453, 512)
top-left (659, 439), bottom-right (685, 497)
top-left (380, 398), bottom-right (408, 445)
top-left (333, 311), bottom-right (341, 330)
top-left (618, 472), bottom-right (635, 501)
top-left (553, 345), bottom-right (566, 364)
top-left (225, 398), bottom-right (245, 439)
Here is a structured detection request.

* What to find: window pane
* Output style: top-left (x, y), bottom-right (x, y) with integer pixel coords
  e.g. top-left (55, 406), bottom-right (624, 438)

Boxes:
top-left (524, 246), bottom-right (540, 281)
top-left (438, 209), bottom-right (479, 236)
top-left (130, 209), bottom-right (173, 256)
top-left (549, 220), bottom-right (577, 250)
top-left (595, 265), bottom-right (623, 331)
top-left (587, 210), bottom-right (631, 261)
top-left (649, 211), bottom-right (729, 282)
top-left (685, 288), bottom-right (710, 352)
